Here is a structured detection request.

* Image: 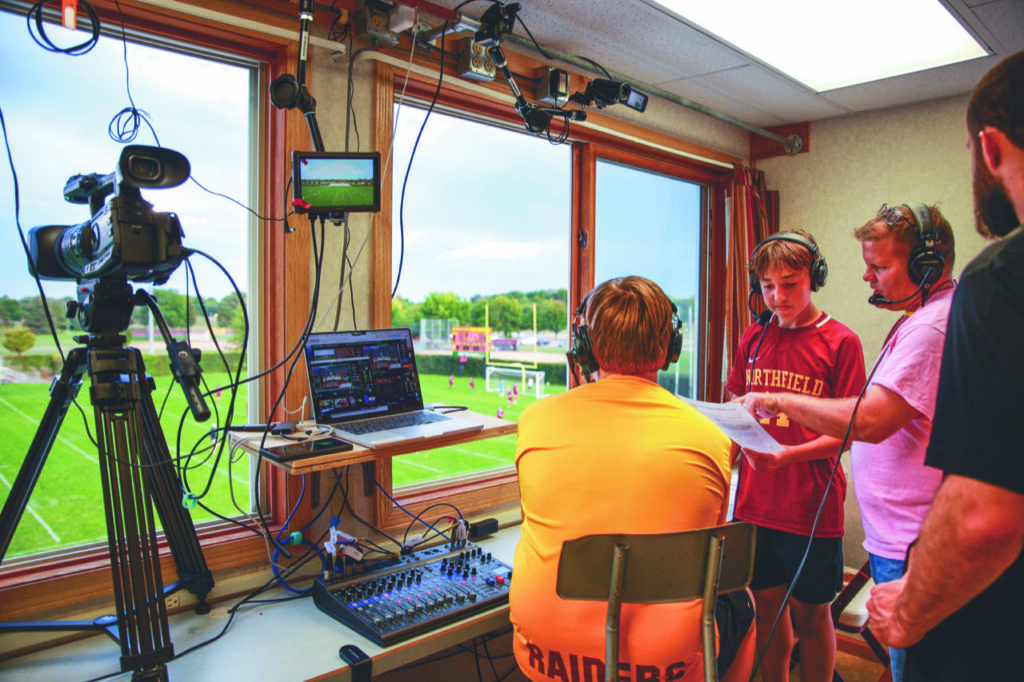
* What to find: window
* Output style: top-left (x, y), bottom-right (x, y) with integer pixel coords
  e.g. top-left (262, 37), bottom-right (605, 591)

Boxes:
top-left (389, 105), bottom-right (570, 493)
top-left (0, 3), bottom-right (299, 622)
top-left (370, 59), bottom-right (734, 529)
top-left (595, 158), bottom-right (704, 398)
top-left (0, 8), bottom-right (256, 561)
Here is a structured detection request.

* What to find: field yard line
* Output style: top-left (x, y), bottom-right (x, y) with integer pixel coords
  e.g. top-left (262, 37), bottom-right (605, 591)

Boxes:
top-left (396, 459), bottom-right (443, 474)
top-left (438, 445), bottom-right (511, 464)
top-left (0, 397), bottom-right (98, 465)
top-left (0, 472), bottom-right (61, 543)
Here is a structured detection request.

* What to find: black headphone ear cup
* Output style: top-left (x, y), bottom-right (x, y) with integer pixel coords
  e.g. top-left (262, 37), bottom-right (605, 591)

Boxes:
top-left (570, 324), bottom-right (598, 378)
top-left (905, 203), bottom-right (944, 286)
top-left (663, 314), bottom-right (683, 371)
top-left (810, 253), bottom-right (828, 291)
top-left (908, 245), bottom-right (945, 285)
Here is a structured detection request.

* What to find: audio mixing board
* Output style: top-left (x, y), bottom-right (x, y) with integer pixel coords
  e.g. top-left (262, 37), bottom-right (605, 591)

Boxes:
top-left (312, 542), bottom-right (513, 645)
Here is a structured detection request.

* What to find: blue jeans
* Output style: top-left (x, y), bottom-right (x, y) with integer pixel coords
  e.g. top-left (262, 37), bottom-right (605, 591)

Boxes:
top-left (869, 554), bottom-right (906, 682)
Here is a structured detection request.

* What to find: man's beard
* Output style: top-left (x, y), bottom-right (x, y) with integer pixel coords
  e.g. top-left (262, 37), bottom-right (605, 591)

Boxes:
top-left (973, 149), bottom-right (1019, 238)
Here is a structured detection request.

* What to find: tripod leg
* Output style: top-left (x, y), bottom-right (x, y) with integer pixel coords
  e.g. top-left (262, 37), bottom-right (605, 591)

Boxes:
top-left (91, 348), bottom-right (174, 676)
top-left (0, 348), bottom-right (88, 563)
top-left (132, 348), bottom-right (214, 610)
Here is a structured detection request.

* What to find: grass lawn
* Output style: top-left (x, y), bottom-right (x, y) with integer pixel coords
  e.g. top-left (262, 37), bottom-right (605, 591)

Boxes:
top-left (0, 372), bottom-right (249, 559)
top-left (0, 369), bottom-right (564, 559)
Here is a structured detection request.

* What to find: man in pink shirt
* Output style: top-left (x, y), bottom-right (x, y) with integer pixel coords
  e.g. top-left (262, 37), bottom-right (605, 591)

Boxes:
top-left (737, 203), bottom-right (957, 682)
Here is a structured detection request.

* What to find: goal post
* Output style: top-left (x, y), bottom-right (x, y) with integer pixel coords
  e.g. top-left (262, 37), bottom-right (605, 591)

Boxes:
top-left (485, 365), bottom-right (547, 399)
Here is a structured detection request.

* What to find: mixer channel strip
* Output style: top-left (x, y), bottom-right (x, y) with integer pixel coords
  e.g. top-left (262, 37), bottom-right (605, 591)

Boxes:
top-left (312, 543), bottom-right (513, 646)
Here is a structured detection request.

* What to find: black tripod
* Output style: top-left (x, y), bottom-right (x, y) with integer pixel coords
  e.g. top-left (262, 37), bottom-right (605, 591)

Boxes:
top-left (0, 279), bottom-right (214, 681)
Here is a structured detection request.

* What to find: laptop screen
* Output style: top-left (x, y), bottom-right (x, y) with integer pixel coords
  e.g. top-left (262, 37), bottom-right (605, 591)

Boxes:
top-left (304, 328), bottom-right (425, 425)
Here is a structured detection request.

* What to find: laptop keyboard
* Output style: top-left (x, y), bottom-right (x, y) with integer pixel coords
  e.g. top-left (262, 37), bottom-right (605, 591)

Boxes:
top-left (340, 410), bottom-right (448, 435)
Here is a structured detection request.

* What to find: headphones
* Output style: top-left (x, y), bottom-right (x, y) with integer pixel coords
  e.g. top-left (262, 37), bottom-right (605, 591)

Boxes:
top-left (904, 203), bottom-right (945, 286)
top-left (567, 290), bottom-right (683, 382)
top-left (749, 232), bottom-right (828, 294)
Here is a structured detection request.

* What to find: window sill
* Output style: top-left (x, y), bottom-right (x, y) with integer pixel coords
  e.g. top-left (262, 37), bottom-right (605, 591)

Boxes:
top-left (0, 520), bottom-right (276, 623)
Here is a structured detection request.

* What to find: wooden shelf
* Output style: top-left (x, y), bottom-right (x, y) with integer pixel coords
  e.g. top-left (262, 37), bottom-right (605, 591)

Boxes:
top-left (232, 410), bottom-right (517, 475)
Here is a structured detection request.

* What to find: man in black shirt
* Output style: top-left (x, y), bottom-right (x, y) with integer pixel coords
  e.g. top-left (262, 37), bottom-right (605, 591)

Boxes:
top-left (866, 50), bottom-right (1024, 681)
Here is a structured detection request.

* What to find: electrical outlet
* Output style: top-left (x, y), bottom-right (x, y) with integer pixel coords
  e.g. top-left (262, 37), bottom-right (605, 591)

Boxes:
top-left (165, 593), bottom-right (180, 610)
top-left (456, 38), bottom-right (496, 82)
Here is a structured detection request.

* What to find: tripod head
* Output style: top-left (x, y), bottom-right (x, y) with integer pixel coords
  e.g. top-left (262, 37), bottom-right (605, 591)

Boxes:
top-left (69, 278), bottom-right (210, 422)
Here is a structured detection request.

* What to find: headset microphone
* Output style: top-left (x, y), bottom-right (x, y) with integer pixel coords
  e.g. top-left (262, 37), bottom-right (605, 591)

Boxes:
top-left (868, 270), bottom-right (933, 306)
top-left (757, 310), bottom-right (774, 325)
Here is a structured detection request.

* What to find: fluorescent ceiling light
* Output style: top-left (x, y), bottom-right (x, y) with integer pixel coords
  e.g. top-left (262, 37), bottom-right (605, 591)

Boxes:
top-left (650, 0), bottom-right (988, 92)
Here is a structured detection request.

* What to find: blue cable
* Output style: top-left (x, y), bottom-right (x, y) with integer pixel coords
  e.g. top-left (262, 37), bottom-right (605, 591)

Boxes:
top-left (360, 463), bottom-right (451, 542)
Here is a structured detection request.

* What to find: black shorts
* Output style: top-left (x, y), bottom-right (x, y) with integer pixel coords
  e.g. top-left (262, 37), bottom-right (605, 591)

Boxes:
top-left (715, 589), bottom-right (754, 674)
top-left (749, 526), bottom-right (843, 605)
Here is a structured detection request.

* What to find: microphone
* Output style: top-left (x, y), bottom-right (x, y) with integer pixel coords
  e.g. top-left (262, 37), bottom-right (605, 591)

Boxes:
top-left (868, 271), bottom-right (933, 306)
top-left (748, 289), bottom-right (773, 325)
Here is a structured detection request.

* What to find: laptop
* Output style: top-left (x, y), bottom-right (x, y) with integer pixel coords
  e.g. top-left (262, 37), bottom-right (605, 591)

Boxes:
top-left (302, 328), bottom-right (483, 449)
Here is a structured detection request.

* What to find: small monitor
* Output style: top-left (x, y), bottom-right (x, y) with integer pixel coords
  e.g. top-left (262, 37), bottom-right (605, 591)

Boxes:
top-left (292, 151), bottom-right (381, 215)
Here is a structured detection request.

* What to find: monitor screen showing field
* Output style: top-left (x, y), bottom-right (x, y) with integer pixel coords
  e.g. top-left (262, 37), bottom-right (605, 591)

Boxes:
top-left (293, 151), bottom-right (381, 214)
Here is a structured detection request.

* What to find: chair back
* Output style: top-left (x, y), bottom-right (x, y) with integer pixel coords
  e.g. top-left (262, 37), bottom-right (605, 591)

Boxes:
top-left (555, 522), bottom-right (756, 682)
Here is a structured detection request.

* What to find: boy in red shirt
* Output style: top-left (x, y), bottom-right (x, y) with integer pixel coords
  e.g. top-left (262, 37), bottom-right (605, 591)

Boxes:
top-left (726, 231), bottom-right (865, 682)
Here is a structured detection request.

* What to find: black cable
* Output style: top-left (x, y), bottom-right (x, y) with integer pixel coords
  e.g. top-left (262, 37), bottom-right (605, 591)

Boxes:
top-left (107, 0), bottom-right (159, 145)
top-left (27, 0), bottom-right (100, 55)
top-left (393, 21), bottom-right (448, 299)
top-left (188, 175), bottom-right (286, 224)
top-left (747, 350), bottom-right (885, 682)
top-left (250, 217), bottom-right (327, 552)
top-left (574, 54), bottom-right (613, 79)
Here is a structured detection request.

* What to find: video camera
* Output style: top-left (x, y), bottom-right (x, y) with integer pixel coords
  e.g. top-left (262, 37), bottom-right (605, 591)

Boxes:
top-left (28, 145), bottom-right (190, 285)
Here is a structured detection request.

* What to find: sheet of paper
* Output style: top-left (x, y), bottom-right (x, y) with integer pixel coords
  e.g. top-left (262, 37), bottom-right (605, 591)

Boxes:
top-left (678, 396), bottom-right (784, 453)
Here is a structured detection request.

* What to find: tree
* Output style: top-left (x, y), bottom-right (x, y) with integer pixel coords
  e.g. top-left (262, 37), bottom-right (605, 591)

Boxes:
top-left (218, 292), bottom-right (247, 331)
top-left (0, 296), bottom-right (23, 324)
top-left (21, 296), bottom-right (65, 334)
top-left (391, 295), bottom-right (420, 330)
top-left (152, 289), bottom-right (196, 329)
top-left (2, 327), bottom-right (36, 356)
top-left (419, 292), bottom-right (470, 324)
top-left (487, 295), bottom-right (521, 335)
top-left (537, 299), bottom-right (567, 332)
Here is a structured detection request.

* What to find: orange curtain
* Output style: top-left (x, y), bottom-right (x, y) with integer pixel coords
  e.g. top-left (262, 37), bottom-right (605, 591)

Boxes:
top-left (722, 164), bottom-right (778, 398)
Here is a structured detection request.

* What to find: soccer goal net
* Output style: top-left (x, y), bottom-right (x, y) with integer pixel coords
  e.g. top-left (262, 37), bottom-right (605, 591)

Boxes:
top-left (485, 366), bottom-right (547, 399)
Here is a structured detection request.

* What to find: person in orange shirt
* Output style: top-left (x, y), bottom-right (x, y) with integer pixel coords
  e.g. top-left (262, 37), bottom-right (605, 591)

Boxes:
top-left (510, 275), bottom-right (755, 682)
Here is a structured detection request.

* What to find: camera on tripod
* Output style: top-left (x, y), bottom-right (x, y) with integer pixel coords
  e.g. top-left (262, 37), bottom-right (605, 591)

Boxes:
top-left (28, 145), bottom-right (190, 286)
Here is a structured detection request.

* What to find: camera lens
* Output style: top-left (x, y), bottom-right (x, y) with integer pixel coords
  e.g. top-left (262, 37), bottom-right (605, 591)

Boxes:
top-left (55, 220), bottom-right (97, 271)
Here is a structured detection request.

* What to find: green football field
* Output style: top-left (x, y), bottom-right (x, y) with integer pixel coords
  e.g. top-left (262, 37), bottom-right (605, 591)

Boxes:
top-left (301, 183), bottom-right (375, 208)
top-left (0, 369), bottom-right (563, 558)
top-left (0, 372), bottom-right (252, 559)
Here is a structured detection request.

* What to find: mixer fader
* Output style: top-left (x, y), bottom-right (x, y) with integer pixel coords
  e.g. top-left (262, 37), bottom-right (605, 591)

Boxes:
top-left (312, 542), bottom-right (513, 645)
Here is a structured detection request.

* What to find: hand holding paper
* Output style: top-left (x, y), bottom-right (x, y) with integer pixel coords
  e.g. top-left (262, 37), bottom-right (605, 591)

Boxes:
top-left (678, 396), bottom-right (783, 453)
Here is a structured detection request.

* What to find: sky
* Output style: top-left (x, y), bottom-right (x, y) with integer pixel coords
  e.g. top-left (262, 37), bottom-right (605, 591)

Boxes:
top-left (0, 10), bottom-right (251, 304)
top-left (390, 106), bottom-right (702, 305)
top-left (390, 107), bottom-right (571, 303)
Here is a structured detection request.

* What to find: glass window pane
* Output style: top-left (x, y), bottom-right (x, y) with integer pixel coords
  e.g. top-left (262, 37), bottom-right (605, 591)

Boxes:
top-left (595, 159), bottom-right (703, 398)
top-left (390, 106), bottom-right (570, 489)
top-left (0, 11), bottom-right (254, 558)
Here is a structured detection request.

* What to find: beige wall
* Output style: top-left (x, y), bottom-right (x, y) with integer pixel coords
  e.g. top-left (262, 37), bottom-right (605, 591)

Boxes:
top-left (757, 95), bottom-right (989, 359)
